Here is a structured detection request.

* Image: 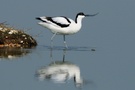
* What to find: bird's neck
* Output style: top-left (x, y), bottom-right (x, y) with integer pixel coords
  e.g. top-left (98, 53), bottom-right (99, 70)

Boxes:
top-left (74, 71), bottom-right (83, 84)
top-left (75, 18), bottom-right (83, 31)
top-left (75, 16), bottom-right (83, 24)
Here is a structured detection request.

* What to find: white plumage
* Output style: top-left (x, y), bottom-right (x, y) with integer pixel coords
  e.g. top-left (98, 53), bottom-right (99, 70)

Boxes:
top-left (36, 12), bottom-right (98, 48)
top-left (36, 61), bottom-right (83, 87)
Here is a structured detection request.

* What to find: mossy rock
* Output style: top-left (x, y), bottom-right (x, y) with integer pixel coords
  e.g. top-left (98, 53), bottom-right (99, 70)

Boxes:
top-left (0, 23), bottom-right (37, 48)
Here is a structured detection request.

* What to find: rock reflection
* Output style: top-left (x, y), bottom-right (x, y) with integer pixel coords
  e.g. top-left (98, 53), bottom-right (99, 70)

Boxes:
top-left (36, 49), bottom-right (83, 88)
top-left (0, 47), bottom-right (32, 59)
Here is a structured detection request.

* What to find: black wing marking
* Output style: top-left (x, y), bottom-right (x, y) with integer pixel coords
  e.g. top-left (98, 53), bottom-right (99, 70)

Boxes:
top-left (46, 17), bottom-right (70, 28)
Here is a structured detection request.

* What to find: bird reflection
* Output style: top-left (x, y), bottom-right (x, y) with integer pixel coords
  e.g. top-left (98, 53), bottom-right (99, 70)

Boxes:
top-left (36, 49), bottom-right (83, 87)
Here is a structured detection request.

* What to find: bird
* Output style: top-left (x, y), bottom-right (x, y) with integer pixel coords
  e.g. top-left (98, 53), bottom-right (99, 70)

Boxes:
top-left (36, 61), bottom-right (83, 87)
top-left (36, 12), bottom-right (98, 48)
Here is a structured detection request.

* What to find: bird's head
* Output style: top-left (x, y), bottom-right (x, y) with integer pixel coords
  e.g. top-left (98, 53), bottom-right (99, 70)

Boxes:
top-left (77, 12), bottom-right (99, 18)
top-left (74, 75), bottom-right (83, 88)
top-left (75, 12), bottom-right (99, 23)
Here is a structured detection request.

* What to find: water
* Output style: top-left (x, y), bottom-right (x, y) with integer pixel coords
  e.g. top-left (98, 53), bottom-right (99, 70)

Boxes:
top-left (0, 45), bottom-right (134, 90)
top-left (0, 0), bottom-right (135, 90)
top-left (0, 46), bottom-right (96, 90)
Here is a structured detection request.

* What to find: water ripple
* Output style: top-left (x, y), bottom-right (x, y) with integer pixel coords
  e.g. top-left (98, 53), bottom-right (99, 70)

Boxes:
top-left (39, 45), bottom-right (96, 51)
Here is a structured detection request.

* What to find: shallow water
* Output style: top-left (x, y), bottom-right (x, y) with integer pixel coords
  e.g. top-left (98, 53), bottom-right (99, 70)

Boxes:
top-left (0, 46), bottom-right (96, 90)
top-left (0, 0), bottom-right (135, 90)
top-left (0, 45), bottom-right (135, 90)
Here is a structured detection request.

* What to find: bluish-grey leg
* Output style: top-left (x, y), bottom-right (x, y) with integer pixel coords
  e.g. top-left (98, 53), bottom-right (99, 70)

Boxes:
top-left (51, 33), bottom-right (57, 48)
top-left (63, 35), bottom-right (68, 49)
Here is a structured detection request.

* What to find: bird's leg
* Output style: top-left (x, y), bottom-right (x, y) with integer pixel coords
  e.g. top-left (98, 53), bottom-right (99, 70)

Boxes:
top-left (51, 33), bottom-right (57, 48)
top-left (62, 48), bottom-right (67, 62)
top-left (63, 35), bottom-right (68, 49)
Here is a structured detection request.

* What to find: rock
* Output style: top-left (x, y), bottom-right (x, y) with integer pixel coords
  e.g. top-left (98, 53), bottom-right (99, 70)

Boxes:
top-left (0, 23), bottom-right (37, 48)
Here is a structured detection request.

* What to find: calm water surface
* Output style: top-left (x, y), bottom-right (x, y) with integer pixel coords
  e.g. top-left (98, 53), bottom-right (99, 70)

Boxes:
top-left (0, 0), bottom-right (135, 90)
top-left (0, 45), bottom-right (134, 90)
